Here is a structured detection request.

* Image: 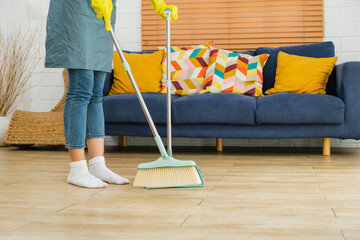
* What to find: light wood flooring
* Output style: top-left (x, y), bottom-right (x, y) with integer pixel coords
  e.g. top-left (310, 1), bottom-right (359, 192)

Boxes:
top-left (0, 145), bottom-right (360, 240)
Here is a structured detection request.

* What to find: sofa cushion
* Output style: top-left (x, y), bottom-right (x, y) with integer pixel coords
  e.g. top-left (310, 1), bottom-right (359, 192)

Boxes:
top-left (256, 93), bottom-right (345, 125)
top-left (266, 52), bottom-right (338, 95)
top-left (109, 50), bottom-right (164, 95)
top-left (160, 41), bottom-right (214, 96)
top-left (172, 93), bottom-right (256, 125)
top-left (256, 41), bottom-right (335, 93)
top-left (103, 93), bottom-right (179, 124)
top-left (200, 47), bottom-right (269, 97)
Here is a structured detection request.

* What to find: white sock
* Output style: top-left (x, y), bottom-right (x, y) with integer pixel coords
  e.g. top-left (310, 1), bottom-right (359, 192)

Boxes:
top-left (89, 156), bottom-right (130, 185)
top-left (67, 160), bottom-right (108, 188)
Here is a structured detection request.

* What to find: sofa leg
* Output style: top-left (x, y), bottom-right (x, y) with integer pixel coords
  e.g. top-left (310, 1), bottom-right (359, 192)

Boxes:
top-left (323, 138), bottom-right (330, 156)
top-left (121, 136), bottom-right (127, 147)
top-left (216, 138), bottom-right (223, 152)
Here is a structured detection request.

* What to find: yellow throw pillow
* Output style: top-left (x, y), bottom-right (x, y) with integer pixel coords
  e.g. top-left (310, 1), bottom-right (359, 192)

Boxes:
top-left (265, 51), bottom-right (338, 95)
top-left (109, 49), bottom-right (165, 95)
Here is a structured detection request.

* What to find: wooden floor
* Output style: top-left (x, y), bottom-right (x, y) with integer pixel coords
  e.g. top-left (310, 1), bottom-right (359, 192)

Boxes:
top-left (1, 145), bottom-right (360, 240)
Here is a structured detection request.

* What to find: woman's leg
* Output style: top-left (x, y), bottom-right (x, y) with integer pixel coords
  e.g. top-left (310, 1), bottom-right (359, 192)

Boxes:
top-left (86, 138), bottom-right (104, 160)
top-left (84, 70), bottom-right (106, 159)
top-left (86, 71), bottom-right (129, 185)
top-left (69, 149), bottom-right (86, 162)
top-left (64, 69), bottom-right (107, 188)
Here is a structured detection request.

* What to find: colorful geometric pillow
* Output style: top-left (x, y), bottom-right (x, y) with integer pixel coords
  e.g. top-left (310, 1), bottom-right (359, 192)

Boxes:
top-left (200, 47), bottom-right (269, 97)
top-left (160, 41), bottom-right (214, 96)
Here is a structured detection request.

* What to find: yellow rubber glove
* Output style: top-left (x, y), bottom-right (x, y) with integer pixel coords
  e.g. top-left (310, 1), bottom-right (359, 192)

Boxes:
top-left (91, 0), bottom-right (113, 31)
top-left (150, 0), bottom-right (178, 22)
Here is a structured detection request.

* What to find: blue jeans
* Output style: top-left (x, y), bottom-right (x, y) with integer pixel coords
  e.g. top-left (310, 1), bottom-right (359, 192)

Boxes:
top-left (64, 69), bottom-right (106, 149)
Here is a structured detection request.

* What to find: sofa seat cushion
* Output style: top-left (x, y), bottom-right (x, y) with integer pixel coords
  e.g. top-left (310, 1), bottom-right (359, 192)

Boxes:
top-left (172, 93), bottom-right (256, 125)
top-left (256, 93), bottom-right (345, 125)
top-left (103, 93), bottom-right (179, 124)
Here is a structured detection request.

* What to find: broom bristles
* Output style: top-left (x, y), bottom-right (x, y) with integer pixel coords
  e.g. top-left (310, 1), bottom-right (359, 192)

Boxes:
top-left (133, 166), bottom-right (202, 188)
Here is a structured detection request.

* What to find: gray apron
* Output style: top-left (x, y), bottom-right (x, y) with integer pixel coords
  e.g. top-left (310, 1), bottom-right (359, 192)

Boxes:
top-left (45, 0), bottom-right (116, 73)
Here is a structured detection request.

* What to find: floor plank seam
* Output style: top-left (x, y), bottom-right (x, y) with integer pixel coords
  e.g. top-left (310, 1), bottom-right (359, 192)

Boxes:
top-left (6, 222), bottom-right (32, 235)
top-left (56, 203), bottom-right (75, 213)
top-left (197, 198), bottom-right (204, 206)
top-left (322, 192), bottom-right (328, 200)
top-left (331, 208), bottom-right (337, 218)
top-left (180, 215), bottom-right (190, 227)
top-left (89, 189), bottom-right (104, 197)
top-left (210, 176), bottom-right (224, 192)
top-left (314, 172), bottom-right (328, 200)
top-left (340, 229), bottom-right (347, 240)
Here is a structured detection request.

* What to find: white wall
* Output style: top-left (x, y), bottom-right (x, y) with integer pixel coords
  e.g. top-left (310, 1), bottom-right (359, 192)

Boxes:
top-left (1, 0), bottom-right (360, 148)
top-left (0, 0), bottom-right (28, 35)
top-left (324, 0), bottom-right (360, 63)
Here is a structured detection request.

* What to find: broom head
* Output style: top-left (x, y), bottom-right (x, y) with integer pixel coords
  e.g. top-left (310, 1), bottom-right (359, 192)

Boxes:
top-left (133, 156), bottom-right (204, 189)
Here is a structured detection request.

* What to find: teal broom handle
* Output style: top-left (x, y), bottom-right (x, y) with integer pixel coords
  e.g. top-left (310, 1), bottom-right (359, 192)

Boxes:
top-left (164, 8), bottom-right (172, 156)
top-left (109, 26), bottom-right (168, 159)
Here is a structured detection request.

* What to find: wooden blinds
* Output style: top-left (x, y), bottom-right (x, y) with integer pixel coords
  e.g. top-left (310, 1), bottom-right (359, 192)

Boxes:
top-left (141, 0), bottom-right (323, 51)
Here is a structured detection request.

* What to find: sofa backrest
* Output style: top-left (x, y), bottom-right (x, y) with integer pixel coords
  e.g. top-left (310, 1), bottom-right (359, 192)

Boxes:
top-left (256, 41), bottom-right (336, 95)
top-left (104, 42), bottom-right (337, 96)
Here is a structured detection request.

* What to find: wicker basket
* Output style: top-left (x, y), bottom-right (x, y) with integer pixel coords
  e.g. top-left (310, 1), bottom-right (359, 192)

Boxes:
top-left (4, 69), bottom-right (68, 146)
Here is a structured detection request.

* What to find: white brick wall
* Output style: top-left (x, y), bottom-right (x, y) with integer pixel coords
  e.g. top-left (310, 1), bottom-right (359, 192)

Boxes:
top-left (2, 0), bottom-right (360, 147)
top-left (324, 0), bottom-right (360, 62)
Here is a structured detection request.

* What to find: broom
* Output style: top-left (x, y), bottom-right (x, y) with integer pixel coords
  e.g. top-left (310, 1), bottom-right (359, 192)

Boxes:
top-left (108, 9), bottom-right (204, 189)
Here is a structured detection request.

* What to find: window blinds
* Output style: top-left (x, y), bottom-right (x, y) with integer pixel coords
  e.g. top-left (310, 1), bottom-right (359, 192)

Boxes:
top-left (141, 0), bottom-right (323, 51)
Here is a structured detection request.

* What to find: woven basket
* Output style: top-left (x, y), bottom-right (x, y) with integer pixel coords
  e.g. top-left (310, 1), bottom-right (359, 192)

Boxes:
top-left (4, 69), bottom-right (68, 146)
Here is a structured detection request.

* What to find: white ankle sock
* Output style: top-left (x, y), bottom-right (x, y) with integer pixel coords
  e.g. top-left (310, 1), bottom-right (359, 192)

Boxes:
top-left (67, 160), bottom-right (108, 188)
top-left (89, 156), bottom-right (130, 185)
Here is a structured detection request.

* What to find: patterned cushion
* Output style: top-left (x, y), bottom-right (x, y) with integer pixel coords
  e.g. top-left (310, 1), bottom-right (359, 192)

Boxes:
top-left (160, 41), bottom-right (214, 96)
top-left (200, 47), bottom-right (269, 97)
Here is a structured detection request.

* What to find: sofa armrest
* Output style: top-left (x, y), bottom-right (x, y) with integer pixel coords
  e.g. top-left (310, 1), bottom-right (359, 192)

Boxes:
top-left (335, 61), bottom-right (360, 139)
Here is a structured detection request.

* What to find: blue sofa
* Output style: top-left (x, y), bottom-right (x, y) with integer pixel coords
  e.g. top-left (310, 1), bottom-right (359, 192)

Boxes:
top-left (102, 42), bottom-right (360, 155)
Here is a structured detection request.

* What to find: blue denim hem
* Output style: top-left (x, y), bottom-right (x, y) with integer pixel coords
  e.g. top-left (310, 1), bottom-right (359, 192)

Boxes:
top-left (85, 135), bottom-right (106, 139)
top-left (65, 144), bottom-right (86, 149)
